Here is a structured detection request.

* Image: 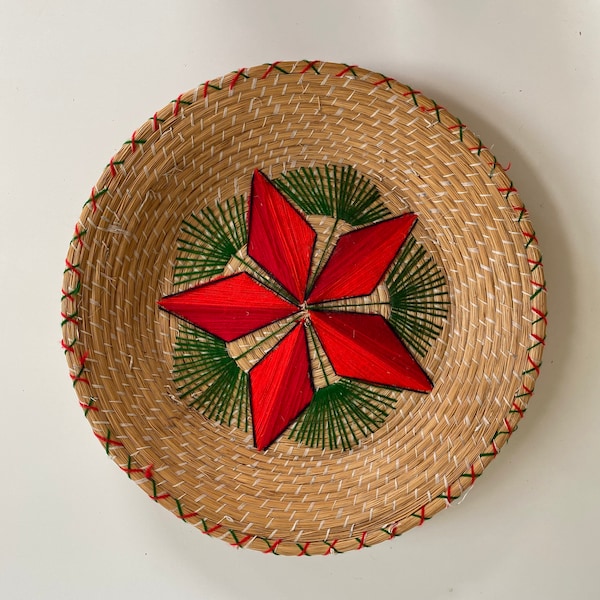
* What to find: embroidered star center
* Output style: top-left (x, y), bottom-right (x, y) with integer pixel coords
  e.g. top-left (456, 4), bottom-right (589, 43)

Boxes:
top-left (159, 170), bottom-right (432, 450)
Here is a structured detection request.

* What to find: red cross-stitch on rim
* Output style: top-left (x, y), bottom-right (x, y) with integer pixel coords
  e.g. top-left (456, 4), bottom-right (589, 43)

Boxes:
top-left (61, 61), bottom-right (546, 555)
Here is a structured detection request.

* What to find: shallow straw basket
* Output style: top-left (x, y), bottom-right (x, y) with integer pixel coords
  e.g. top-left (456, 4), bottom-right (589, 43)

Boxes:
top-left (61, 61), bottom-right (546, 556)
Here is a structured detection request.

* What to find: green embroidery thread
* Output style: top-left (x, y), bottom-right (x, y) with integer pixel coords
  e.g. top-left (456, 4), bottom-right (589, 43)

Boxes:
top-left (174, 195), bottom-right (247, 285)
top-left (273, 165), bottom-right (391, 226)
top-left (173, 325), bottom-right (250, 430)
top-left (386, 236), bottom-right (449, 357)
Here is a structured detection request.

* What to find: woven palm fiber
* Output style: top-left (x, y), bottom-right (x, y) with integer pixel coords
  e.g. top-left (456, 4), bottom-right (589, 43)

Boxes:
top-left (61, 61), bottom-right (546, 555)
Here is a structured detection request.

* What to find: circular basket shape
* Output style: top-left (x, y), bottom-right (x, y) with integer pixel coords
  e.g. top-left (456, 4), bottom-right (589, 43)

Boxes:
top-left (61, 61), bottom-right (546, 556)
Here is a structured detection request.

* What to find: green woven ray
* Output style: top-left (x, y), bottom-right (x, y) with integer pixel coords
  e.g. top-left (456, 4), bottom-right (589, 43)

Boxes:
top-left (386, 236), bottom-right (449, 357)
top-left (173, 324), bottom-right (250, 430)
top-left (288, 380), bottom-right (396, 450)
top-left (174, 195), bottom-right (247, 285)
top-left (273, 165), bottom-right (390, 226)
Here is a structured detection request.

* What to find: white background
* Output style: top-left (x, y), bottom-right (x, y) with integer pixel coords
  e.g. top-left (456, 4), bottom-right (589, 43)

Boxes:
top-left (1, 1), bottom-right (599, 598)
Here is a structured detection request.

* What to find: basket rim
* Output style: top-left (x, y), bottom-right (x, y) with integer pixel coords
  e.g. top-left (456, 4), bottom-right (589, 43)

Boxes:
top-left (61, 60), bottom-right (546, 556)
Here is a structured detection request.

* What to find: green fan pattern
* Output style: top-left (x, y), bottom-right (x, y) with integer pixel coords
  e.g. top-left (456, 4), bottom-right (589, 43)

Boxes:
top-left (173, 324), bottom-right (250, 430)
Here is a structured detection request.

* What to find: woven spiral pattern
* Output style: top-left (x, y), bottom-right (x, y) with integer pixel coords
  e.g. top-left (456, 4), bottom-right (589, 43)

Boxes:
top-left (61, 61), bottom-right (546, 555)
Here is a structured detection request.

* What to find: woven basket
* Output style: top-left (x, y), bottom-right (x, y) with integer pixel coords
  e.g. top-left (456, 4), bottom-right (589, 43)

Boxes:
top-left (61, 61), bottom-right (546, 556)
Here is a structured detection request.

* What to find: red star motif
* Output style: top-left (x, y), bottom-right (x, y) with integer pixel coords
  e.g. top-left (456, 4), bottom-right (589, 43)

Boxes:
top-left (160, 170), bottom-right (432, 450)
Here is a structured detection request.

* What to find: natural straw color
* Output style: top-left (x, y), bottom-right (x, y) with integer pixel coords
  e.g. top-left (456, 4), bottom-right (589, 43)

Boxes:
top-left (61, 61), bottom-right (546, 555)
